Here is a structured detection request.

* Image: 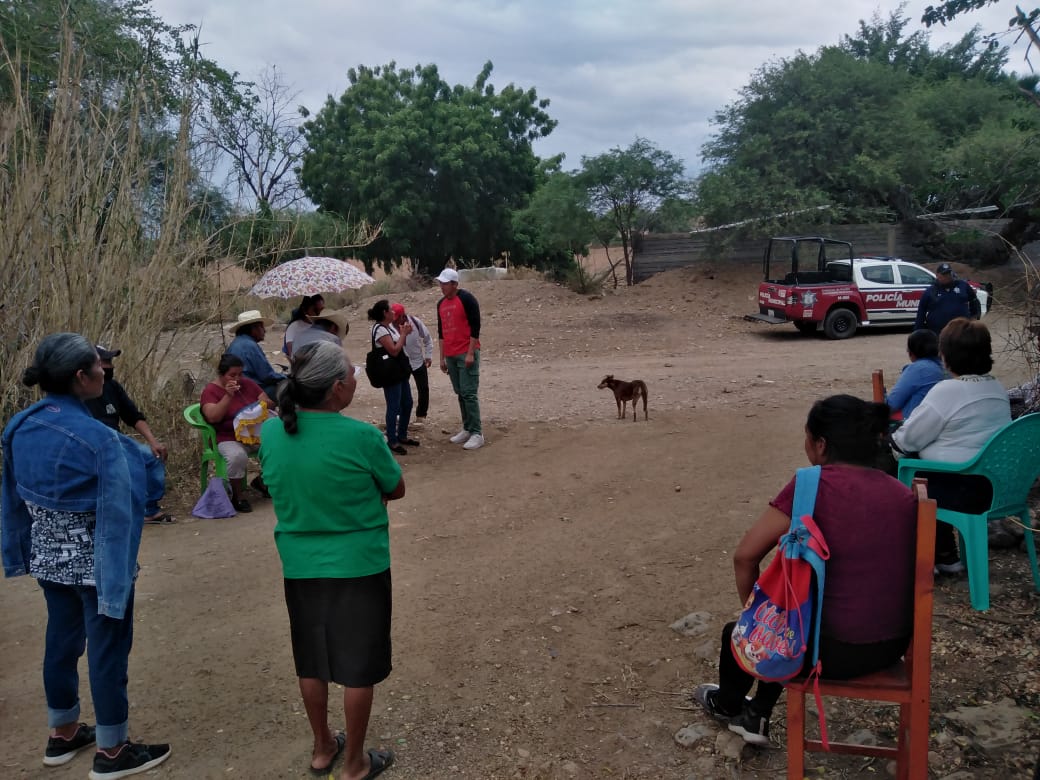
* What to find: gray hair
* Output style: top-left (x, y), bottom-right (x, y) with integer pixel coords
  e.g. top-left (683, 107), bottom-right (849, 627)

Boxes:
top-left (277, 341), bottom-right (352, 434)
top-left (22, 333), bottom-right (98, 394)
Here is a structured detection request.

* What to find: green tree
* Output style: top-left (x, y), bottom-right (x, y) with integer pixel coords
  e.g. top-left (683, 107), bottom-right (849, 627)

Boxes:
top-left (923, 2), bottom-right (1040, 110)
top-left (923, 2), bottom-right (1040, 71)
top-left (645, 197), bottom-right (699, 232)
top-left (843, 9), bottom-right (1006, 80)
top-left (0, 0), bottom-right (239, 123)
top-left (510, 165), bottom-right (595, 276)
top-left (0, 0), bottom-right (247, 265)
top-left (695, 11), bottom-right (1040, 263)
top-left (576, 137), bottom-right (690, 285)
top-left (299, 61), bottom-right (556, 275)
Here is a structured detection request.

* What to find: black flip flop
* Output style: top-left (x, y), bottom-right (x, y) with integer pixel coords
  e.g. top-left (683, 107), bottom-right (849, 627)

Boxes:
top-left (309, 731), bottom-right (345, 775)
top-left (144, 512), bottom-right (176, 525)
top-left (361, 748), bottom-right (394, 779)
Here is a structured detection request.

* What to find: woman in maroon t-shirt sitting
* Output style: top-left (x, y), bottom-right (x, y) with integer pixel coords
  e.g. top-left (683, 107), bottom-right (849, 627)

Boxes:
top-left (693, 394), bottom-right (918, 746)
top-left (200, 353), bottom-right (273, 512)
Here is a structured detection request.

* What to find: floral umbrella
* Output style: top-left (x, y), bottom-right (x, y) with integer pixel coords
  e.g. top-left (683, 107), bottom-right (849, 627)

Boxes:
top-left (249, 256), bottom-right (376, 298)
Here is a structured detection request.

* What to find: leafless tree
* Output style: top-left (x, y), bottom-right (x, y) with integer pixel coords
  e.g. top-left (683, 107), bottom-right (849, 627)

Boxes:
top-left (202, 65), bottom-right (305, 211)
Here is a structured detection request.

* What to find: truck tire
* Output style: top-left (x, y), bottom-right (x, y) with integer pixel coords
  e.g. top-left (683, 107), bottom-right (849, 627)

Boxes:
top-left (823, 308), bottom-right (857, 340)
top-left (794, 321), bottom-right (817, 335)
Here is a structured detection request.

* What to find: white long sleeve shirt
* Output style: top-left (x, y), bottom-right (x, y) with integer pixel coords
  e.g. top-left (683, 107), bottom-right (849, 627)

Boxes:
top-left (892, 375), bottom-right (1010, 462)
top-left (401, 315), bottom-right (434, 371)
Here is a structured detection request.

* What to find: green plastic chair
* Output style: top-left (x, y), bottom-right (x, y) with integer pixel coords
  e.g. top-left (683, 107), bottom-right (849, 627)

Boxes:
top-left (183, 403), bottom-right (228, 494)
top-left (897, 413), bottom-right (1040, 611)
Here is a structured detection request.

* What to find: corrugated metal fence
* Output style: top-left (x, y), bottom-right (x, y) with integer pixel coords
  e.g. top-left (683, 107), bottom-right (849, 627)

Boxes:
top-left (632, 221), bottom-right (1039, 282)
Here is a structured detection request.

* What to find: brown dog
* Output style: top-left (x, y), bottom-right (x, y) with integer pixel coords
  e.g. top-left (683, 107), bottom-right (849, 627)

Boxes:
top-left (597, 375), bottom-right (648, 422)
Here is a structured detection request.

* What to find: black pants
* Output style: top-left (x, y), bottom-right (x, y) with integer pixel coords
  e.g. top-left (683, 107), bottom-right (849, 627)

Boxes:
top-left (884, 449), bottom-right (992, 564)
top-left (715, 621), bottom-right (908, 717)
top-left (917, 472), bottom-right (992, 562)
top-left (411, 364), bottom-right (430, 418)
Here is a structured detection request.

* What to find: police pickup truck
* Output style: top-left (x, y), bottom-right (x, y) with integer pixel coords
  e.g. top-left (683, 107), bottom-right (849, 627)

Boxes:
top-left (747, 236), bottom-right (990, 340)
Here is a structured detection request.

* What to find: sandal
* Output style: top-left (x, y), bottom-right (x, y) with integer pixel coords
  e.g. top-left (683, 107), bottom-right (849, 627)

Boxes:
top-left (361, 748), bottom-right (394, 779)
top-left (232, 498), bottom-right (253, 513)
top-left (144, 512), bottom-right (176, 525)
top-left (309, 731), bottom-right (345, 775)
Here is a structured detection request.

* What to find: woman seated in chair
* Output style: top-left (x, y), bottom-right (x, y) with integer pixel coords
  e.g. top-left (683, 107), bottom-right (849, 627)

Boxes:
top-left (200, 353), bottom-right (273, 513)
top-left (693, 395), bottom-right (918, 746)
top-left (891, 318), bottom-right (1010, 572)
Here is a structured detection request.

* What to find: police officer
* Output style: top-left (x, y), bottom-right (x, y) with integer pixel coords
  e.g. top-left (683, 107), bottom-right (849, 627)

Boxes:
top-left (913, 262), bottom-right (980, 336)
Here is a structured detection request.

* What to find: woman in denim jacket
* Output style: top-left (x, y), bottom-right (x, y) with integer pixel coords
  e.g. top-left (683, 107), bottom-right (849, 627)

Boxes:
top-left (1, 333), bottom-right (171, 778)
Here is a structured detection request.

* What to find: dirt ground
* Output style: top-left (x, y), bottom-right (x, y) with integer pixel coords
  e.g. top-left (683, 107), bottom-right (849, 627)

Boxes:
top-left (2, 264), bottom-right (1039, 779)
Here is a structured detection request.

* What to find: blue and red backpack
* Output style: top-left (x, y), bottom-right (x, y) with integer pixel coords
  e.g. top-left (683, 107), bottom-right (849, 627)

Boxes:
top-left (730, 465), bottom-right (830, 682)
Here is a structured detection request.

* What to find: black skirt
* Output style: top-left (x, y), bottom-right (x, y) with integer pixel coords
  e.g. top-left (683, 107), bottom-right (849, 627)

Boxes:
top-left (283, 569), bottom-right (392, 687)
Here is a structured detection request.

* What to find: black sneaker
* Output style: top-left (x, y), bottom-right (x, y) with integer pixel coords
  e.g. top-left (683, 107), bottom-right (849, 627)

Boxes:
top-left (88, 741), bottom-right (171, 779)
top-left (250, 476), bottom-right (270, 498)
top-left (691, 683), bottom-right (743, 722)
top-left (43, 723), bottom-right (96, 766)
top-left (728, 706), bottom-right (771, 746)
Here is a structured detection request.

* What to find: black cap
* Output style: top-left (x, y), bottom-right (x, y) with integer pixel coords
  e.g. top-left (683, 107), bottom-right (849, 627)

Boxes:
top-left (936, 263), bottom-right (953, 275)
top-left (96, 345), bottom-right (122, 360)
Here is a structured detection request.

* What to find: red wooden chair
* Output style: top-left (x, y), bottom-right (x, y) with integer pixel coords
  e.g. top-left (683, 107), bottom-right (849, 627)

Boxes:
top-left (873, 368), bottom-right (904, 424)
top-left (872, 368), bottom-right (885, 403)
top-left (786, 479), bottom-right (936, 780)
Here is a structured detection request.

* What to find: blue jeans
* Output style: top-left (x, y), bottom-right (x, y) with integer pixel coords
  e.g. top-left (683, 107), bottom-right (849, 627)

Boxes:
top-left (137, 442), bottom-right (166, 516)
top-left (445, 350), bottom-right (481, 435)
top-left (382, 380), bottom-right (413, 446)
top-left (40, 581), bottom-right (134, 748)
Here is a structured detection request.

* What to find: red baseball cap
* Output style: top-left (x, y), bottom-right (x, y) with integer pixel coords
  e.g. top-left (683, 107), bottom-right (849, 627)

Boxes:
top-left (390, 303), bottom-right (406, 317)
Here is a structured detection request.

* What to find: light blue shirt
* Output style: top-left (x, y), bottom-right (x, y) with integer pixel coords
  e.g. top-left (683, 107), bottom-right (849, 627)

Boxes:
top-left (227, 333), bottom-right (285, 391)
top-left (885, 357), bottom-right (945, 419)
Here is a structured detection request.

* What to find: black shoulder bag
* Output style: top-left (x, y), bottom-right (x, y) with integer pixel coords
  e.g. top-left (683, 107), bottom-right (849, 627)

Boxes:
top-left (365, 324), bottom-right (411, 388)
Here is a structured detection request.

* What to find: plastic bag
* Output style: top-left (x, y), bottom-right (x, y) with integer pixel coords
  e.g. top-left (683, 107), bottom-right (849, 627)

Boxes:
top-left (192, 476), bottom-right (237, 518)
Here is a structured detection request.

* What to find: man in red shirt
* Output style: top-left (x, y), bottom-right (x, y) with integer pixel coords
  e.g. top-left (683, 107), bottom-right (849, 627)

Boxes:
top-left (435, 268), bottom-right (484, 449)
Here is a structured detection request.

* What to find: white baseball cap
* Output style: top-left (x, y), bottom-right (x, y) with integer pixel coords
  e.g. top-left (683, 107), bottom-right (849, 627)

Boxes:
top-left (436, 268), bottom-right (459, 284)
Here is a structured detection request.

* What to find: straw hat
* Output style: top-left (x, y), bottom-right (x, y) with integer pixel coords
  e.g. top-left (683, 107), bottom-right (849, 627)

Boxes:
top-left (230, 310), bottom-right (271, 331)
top-left (312, 307), bottom-right (350, 335)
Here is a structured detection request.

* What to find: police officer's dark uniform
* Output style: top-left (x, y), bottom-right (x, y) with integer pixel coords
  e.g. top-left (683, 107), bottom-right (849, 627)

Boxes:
top-left (913, 263), bottom-right (980, 336)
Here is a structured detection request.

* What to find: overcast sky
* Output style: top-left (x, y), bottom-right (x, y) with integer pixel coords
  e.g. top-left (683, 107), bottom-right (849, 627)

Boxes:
top-left (151, 0), bottom-right (1030, 175)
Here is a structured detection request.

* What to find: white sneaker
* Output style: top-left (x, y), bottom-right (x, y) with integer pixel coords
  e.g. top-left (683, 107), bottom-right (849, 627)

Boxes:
top-left (463, 433), bottom-right (485, 450)
top-left (450, 429), bottom-right (470, 444)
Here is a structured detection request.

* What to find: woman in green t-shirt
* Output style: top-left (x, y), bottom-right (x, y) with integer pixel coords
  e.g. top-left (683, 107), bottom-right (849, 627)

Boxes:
top-left (259, 341), bottom-right (403, 779)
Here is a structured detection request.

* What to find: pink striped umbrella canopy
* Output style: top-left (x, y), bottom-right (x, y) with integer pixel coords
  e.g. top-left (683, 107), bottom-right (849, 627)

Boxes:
top-left (249, 257), bottom-right (375, 298)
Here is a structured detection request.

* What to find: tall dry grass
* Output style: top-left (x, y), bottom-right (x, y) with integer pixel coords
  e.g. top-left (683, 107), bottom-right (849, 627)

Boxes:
top-left (0, 39), bottom-right (224, 503)
top-left (0, 34), bottom-right (378, 506)
top-left (1, 40), bottom-right (213, 409)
